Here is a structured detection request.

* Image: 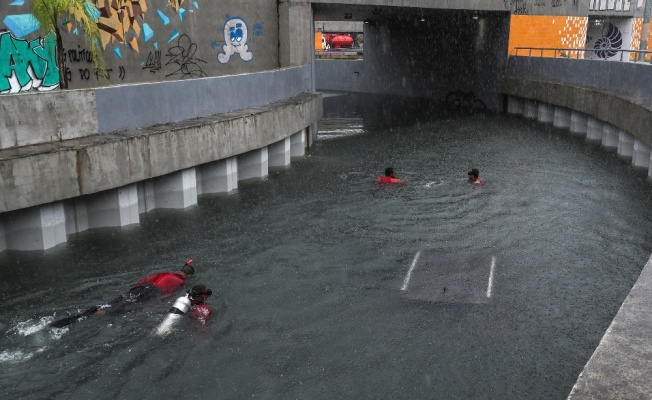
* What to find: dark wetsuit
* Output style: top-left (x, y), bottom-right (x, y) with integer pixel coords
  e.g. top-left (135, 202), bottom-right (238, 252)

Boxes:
top-left (105, 272), bottom-right (186, 314)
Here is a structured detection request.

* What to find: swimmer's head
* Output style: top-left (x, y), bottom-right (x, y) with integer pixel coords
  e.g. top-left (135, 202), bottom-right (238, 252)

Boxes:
top-left (468, 168), bottom-right (479, 179)
top-left (190, 284), bottom-right (212, 303)
top-left (385, 167), bottom-right (395, 177)
top-left (181, 260), bottom-right (195, 276)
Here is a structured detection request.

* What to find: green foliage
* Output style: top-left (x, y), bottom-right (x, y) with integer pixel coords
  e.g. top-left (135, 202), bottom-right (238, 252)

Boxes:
top-left (32, 0), bottom-right (107, 84)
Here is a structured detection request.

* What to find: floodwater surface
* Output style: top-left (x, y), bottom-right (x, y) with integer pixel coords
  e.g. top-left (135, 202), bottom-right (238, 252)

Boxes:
top-left (1, 93), bottom-right (651, 399)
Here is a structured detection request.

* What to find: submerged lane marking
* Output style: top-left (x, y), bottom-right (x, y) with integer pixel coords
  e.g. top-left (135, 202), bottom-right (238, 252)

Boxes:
top-left (487, 256), bottom-right (496, 298)
top-left (401, 251), bottom-right (421, 291)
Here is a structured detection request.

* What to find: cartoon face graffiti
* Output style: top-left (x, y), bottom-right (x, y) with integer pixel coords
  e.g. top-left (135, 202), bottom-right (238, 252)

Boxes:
top-left (217, 17), bottom-right (253, 64)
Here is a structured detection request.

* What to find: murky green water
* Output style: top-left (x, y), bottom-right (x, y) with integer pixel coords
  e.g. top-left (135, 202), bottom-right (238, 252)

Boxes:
top-left (1, 93), bottom-right (651, 399)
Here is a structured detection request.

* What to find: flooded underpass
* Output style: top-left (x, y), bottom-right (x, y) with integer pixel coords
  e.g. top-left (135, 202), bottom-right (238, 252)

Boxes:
top-left (1, 92), bottom-right (652, 399)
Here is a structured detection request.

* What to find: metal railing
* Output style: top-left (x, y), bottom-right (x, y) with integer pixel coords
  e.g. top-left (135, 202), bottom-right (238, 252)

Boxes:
top-left (513, 47), bottom-right (652, 63)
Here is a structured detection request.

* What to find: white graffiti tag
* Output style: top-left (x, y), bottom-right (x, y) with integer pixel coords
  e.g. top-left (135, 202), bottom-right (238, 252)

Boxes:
top-left (217, 17), bottom-right (253, 64)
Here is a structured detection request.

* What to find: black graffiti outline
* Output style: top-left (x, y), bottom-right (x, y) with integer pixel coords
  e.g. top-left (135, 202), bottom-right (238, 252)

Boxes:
top-left (165, 34), bottom-right (207, 79)
top-left (143, 50), bottom-right (162, 73)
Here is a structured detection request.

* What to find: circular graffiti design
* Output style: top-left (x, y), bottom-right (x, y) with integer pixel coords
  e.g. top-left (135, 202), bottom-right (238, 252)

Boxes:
top-left (594, 23), bottom-right (622, 59)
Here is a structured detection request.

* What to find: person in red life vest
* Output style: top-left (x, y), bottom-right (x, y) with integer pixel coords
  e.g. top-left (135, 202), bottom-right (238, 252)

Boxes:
top-left (49, 260), bottom-right (195, 328)
top-left (188, 284), bottom-right (213, 325)
top-left (376, 167), bottom-right (405, 184)
top-left (468, 168), bottom-right (484, 185)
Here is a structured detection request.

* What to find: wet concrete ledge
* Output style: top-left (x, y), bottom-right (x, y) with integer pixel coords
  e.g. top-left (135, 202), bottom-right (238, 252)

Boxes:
top-left (0, 91), bottom-right (322, 214)
top-left (567, 254), bottom-right (652, 399)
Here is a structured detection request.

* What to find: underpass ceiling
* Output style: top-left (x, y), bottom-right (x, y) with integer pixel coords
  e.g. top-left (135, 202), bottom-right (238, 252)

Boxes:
top-left (312, 4), bottom-right (504, 23)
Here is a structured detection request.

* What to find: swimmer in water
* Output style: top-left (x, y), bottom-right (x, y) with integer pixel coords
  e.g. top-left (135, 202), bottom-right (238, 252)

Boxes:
top-left (49, 260), bottom-right (196, 328)
top-left (155, 284), bottom-right (214, 336)
top-left (376, 167), bottom-right (405, 184)
top-left (468, 168), bottom-right (484, 185)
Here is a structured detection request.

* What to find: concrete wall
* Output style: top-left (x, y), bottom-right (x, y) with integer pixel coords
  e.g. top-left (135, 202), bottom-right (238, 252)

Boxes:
top-left (0, 0), bottom-right (280, 92)
top-left (316, 10), bottom-right (511, 111)
top-left (502, 57), bottom-right (652, 148)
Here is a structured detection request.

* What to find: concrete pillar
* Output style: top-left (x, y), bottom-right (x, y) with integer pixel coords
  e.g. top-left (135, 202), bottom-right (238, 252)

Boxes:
top-left (523, 99), bottom-right (538, 119)
top-left (5, 202), bottom-right (67, 251)
top-left (269, 137), bottom-right (291, 168)
top-left (570, 111), bottom-right (588, 135)
top-left (291, 128), bottom-right (307, 157)
top-left (0, 218), bottom-right (6, 253)
top-left (153, 168), bottom-right (198, 209)
top-left (87, 184), bottom-right (140, 228)
top-left (137, 180), bottom-right (156, 213)
top-left (199, 157), bottom-right (238, 194)
top-left (507, 96), bottom-right (524, 115)
top-left (633, 140), bottom-right (651, 169)
top-left (617, 131), bottom-right (634, 160)
top-left (601, 124), bottom-right (619, 149)
top-left (278, 0), bottom-right (312, 67)
top-left (238, 148), bottom-right (269, 181)
top-left (64, 198), bottom-right (89, 235)
top-left (587, 117), bottom-right (603, 141)
top-left (553, 107), bottom-right (571, 129)
top-left (537, 103), bottom-right (554, 124)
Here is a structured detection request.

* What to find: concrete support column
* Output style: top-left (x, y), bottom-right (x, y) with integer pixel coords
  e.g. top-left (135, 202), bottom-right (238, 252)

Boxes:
top-left (5, 202), bottom-right (67, 251)
top-left (64, 198), bottom-right (89, 235)
top-left (199, 157), bottom-right (238, 194)
top-left (153, 168), bottom-right (198, 209)
top-left (523, 100), bottom-right (538, 119)
top-left (553, 107), bottom-right (571, 129)
top-left (537, 103), bottom-right (554, 124)
top-left (617, 131), bottom-right (634, 160)
top-left (507, 96), bottom-right (524, 115)
top-left (570, 111), bottom-right (588, 135)
top-left (633, 140), bottom-right (652, 169)
top-left (0, 218), bottom-right (6, 253)
top-left (587, 117), bottom-right (604, 141)
top-left (601, 124), bottom-right (619, 149)
top-left (137, 181), bottom-right (156, 214)
top-left (87, 184), bottom-right (140, 228)
top-left (291, 128), bottom-right (307, 157)
top-left (278, 0), bottom-right (312, 67)
top-left (269, 137), bottom-right (291, 168)
top-left (238, 148), bottom-right (269, 181)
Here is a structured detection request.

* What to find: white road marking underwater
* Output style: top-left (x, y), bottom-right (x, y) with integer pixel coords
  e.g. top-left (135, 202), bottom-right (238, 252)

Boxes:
top-left (487, 256), bottom-right (496, 298)
top-left (401, 251), bottom-right (421, 291)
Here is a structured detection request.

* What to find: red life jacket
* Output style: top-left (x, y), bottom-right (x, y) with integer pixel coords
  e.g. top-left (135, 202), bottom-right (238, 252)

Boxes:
top-left (135, 272), bottom-right (185, 295)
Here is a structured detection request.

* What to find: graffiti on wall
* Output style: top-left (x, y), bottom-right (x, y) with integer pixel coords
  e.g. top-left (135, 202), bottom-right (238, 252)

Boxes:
top-left (0, 32), bottom-right (59, 93)
top-left (217, 16), bottom-right (253, 64)
top-left (589, 0), bottom-right (632, 11)
top-left (591, 22), bottom-right (624, 58)
top-left (165, 34), bottom-right (206, 78)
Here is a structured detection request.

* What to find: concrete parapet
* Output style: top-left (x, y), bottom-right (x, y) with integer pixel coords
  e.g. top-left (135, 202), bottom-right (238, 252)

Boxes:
top-left (601, 124), bottom-right (619, 149)
top-left (633, 140), bottom-right (651, 169)
top-left (553, 107), bottom-right (571, 129)
top-left (537, 103), bottom-right (554, 124)
top-left (0, 92), bottom-right (322, 214)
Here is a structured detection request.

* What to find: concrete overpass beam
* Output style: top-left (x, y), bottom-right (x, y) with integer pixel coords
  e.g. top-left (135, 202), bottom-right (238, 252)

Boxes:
top-left (269, 137), bottom-right (291, 168)
top-left (602, 124), bottom-right (619, 149)
top-left (507, 96), bottom-right (524, 115)
top-left (238, 148), bottom-right (269, 181)
top-left (617, 131), bottom-right (635, 160)
top-left (633, 140), bottom-right (651, 169)
top-left (524, 100), bottom-right (538, 119)
top-left (5, 202), bottom-right (67, 251)
top-left (570, 111), bottom-right (588, 135)
top-left (291, 128), bottom-right (307, 157)
top-left (537, 103), bottom-right (554, 124)
top-left (87, 184), bottom-right (140, 228)
top-left (553, 107), bottom-right (572, 129)
top-left (199, 157), bottom-right (238, 194)
top-left (153, 169), bottom-right (198, 209)
top-left (587, 117), bottom-right (604, 141)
